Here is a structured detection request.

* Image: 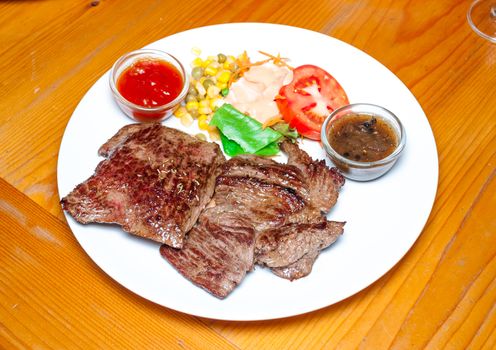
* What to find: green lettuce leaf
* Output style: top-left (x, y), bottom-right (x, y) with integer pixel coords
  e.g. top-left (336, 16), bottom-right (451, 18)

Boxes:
top-left (271, 122), bottom-right (299, 140)
top-left (220, 132), bottom-right (279, 157)
top-left (210, 104), bottom-right (282, 153)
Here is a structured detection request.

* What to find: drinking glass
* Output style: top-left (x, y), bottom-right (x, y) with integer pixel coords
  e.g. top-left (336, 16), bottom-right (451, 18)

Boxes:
top-left (467, 0), bottom-right (496, 43)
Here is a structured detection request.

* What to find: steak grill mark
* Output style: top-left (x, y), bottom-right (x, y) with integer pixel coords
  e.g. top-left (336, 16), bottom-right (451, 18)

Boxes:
top-left (161, 142), bottom-right (345, 298)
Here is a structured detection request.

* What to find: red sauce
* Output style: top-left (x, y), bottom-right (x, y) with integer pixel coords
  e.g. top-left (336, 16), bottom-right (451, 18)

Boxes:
top-left (117, 58), bottom-right (183, 112)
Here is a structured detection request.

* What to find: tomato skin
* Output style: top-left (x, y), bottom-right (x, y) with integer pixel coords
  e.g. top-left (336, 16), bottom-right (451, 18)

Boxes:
top-left (276, 65), bottom-right (349, 140)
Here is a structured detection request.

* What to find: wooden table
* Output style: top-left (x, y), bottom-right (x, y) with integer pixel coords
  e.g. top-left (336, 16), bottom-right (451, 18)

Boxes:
top-left (1, 0), bottom-right (495, 348)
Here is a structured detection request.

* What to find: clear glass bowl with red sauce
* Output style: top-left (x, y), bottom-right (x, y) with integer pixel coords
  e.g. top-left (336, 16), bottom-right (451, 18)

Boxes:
top-left (321, 103), bottom-right (406, 181)
top-left (109, 49), bottom-right (189, 122)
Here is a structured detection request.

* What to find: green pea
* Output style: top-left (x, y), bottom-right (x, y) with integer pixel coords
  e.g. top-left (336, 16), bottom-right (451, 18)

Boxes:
top-left (191, 67), bottom-right (204, 80)
top-left (202, 79), bottom-right (214, 90)
top-left (186, 94), bottom-right (197, 103)
top-left (189, 109), bottom-right (199, 118)
top-left (188, 85), bottom-right (197, 96)
top-left (217, 53), bottom-right (227, 63)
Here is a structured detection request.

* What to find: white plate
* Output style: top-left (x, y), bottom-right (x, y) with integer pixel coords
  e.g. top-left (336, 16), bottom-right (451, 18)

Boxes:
top-left (57, 23), bottom-right (438, 321)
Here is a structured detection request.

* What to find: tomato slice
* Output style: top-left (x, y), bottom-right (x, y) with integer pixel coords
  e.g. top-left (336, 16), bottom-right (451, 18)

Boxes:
top-left (276, 65), bottom-right (349, 140)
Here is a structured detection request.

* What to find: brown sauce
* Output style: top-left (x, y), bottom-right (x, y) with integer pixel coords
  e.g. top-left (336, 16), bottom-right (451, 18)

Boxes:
top-left (329, 113), bottom-right (398, 162)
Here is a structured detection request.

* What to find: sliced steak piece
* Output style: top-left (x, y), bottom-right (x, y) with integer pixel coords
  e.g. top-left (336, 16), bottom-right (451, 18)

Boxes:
top-left (209, 174), bottom-right (310, 232)
top-left (61, 123), bottom-right (225, 248)
top-left (160, 157), bottom-right (310, 298)
top-left (219, 156), bottom-right (311, 203)
top-left (255, 221), bottom-right (344, 268)
top-left (281, 141), bottom-right (345, 214)
top-left (270, 251), bottom-right (319, 281)
top-left (161, 145), bottom-right (345, 297)
top-left (160, 221), bottom-right (255, 299)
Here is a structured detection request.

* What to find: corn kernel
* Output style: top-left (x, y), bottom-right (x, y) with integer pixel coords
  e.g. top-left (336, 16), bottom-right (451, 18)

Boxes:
top-left (198, 99), bottom-right (209, 108)
top-left (191, 47), bottom-right (202, 56)
top-left (208, 61), bottom-right (220, 69)
top-left (189, 109), bottom-right (199, 119)
top-left (173, 106), bottom-right (187, 118)
top-left (209, 97), bottom-right (220, 110)
top-left (202, 59), bottom-right (212, 68)
top-left (204, 66), bottom-right (218, 76)
top-left (195, 133), bottom-right (207, 141)
top-left (199, 106), bottom-right (212, 115)
top-left (222, 62), bottom-right (232, 70)
top-left (217, 71), bottom-right (231, 83)
top-left (202, 121), bottom-right (217, 132)
top-left (195, 82), bottom-right (206, 96)
top-left (180, 113), bottom-right (194, 127)
top-left (191, 57), bottom-right (203, 67)
top-left (216, 81), bottom-right (227, 90)
top-left (208, 128), bottom-right (220, 141)
top-left (198, 115), bottom-right (209, 130)
top-left (198, 115), bottom-right (216, 131)
top-left (186, 101), bottom-right (199, 111)
top-left (207, 85), bottom-right (220, 98)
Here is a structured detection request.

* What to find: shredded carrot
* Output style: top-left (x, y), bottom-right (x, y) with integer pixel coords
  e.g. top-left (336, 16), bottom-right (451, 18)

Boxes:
top-left (246, 58), bottom-right (272, 68)
top-left (237, 50), bottom-right (251, 67)
top-left (262, 115), bottom-right (283, 129)
top-left (258, 51), bottom-right (294, 70)
top-left (227, 51), bottom-right (293, 87)
top-left (228, 58), bottom-right (272, 87)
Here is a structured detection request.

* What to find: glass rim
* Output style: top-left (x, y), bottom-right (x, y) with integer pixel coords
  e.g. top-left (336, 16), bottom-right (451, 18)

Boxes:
top-left (467, 0), bottom-right (496, 43)
top-left (109, 49), bottom-right (190, 113)
top-left (321, 103), bottom-right (407, 168)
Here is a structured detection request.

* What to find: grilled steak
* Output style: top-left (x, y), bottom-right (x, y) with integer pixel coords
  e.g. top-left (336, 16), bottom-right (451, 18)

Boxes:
top-left (61, 123), bottom-right (225, 248)
top-left (255, 220), bottom-right (344, 268)
top-left (281, 141), bottom-right (345, 213)
top-left (161, 143), bottom-right (345, 298)
top-left (160, 221), bottom-right (255, 299)
top-left (271, 251), bottom-right (319, 281)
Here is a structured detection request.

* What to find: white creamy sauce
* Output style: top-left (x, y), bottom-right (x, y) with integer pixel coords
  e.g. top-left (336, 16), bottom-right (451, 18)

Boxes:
top-left (225, 63), bottom-right (293, 124)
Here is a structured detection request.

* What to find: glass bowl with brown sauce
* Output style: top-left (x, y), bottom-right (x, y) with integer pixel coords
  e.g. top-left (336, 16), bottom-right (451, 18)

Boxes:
top-left (321, 103), bottom-right (406, 181)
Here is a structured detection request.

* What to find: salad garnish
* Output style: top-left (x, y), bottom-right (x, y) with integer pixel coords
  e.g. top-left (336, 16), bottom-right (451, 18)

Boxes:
top-left (173, 48), bottom-right (348, 148)
top-left (210, 104), bottom-right (282, 156)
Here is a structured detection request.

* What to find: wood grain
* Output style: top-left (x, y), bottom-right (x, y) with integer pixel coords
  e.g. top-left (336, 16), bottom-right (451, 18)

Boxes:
top-left (0, 0), bottom-right (495, 349)
top-left (0, 178), bottom-right (237, 349)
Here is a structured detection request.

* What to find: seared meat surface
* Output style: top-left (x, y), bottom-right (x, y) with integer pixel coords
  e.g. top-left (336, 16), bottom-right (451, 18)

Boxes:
top-left (281, 141), bottom-right (345, 213)
top-left (160, 221), bottom-right (255, 299)
top-left (161, 142), bottom-right (345, 298)
top-left (255, 220), bottom-right (344, 268)
top-left (61, 123), bottom-right (225, 248)
top-left (62, 123), bottom-right (346, 299)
